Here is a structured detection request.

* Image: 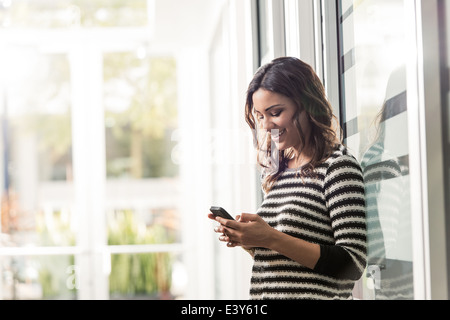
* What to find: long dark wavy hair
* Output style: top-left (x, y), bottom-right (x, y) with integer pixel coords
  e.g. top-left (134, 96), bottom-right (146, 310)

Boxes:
top-left (245, 57), bottom-right (342, 192)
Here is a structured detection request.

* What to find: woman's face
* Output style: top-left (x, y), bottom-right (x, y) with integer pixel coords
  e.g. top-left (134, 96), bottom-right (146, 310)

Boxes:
top-left (252, 88), bottom-right (310, 152)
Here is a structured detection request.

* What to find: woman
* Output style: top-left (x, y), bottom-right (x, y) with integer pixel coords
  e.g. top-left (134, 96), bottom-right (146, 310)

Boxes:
top-left (208, 57), bottom-right (367, 299)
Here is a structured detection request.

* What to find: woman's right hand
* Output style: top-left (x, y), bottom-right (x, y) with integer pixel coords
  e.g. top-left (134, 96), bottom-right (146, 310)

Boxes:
top-left (207, 212), bottom-right (234, 245)
top-left (207, 213), bottom-right (255, 250)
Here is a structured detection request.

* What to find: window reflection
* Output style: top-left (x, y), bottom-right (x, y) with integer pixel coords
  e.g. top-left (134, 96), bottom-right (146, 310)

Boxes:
top-left (338, 0), bottom-right (414, 299)
top-left (361, 66), bottom-right (413, 299)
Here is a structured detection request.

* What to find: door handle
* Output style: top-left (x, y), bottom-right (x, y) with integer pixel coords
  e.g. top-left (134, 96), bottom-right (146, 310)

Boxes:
top-left (367, 264), bottom-right (385, 290)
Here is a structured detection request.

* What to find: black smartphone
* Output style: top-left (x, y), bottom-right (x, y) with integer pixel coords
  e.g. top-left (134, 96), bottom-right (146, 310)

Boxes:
top-left (210, 206), bottom-right (235, 220)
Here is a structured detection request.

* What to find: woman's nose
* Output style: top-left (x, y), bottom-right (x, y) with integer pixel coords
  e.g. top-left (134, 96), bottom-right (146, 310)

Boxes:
top-left (262, 118), bottom-right (274, 131)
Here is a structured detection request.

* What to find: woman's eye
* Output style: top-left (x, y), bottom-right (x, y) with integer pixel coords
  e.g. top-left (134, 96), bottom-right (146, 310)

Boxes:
top-left (255, 110), bottom-right (281, 120)
top-left (271, 111), bottom-right (282, 117)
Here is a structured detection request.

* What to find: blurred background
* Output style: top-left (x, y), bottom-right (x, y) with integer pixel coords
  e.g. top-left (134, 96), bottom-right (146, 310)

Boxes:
top-left (0, 0), bottom-right (450, 300)
top-left (0, 0), bottom-right (257, 300)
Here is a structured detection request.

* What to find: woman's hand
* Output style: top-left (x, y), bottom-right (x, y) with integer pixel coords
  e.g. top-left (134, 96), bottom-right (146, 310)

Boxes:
top-left (208, 212), bottom-right (320, 269)
top-left (207, 212), bottom-right (236, 247)
top-left (208, 213), bottom-right (274, 248)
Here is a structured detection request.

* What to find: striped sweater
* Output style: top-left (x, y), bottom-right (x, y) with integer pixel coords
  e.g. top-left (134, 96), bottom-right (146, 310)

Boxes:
top-left (250, 145), bottom-right (367, 300)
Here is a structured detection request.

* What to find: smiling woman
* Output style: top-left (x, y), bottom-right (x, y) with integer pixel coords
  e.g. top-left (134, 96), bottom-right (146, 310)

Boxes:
top-left (245, 57), bottom-right (342, 193)
top-left (209, 57), bottom-right (367, 300)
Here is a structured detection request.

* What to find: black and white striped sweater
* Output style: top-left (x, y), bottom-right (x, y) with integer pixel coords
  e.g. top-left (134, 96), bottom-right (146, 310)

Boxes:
top-left (250, 145), bottom-right (367, 300)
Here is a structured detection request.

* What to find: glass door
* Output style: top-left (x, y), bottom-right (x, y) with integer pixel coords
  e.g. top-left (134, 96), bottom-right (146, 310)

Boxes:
top-left (336, 0), bottom-right (414, 299)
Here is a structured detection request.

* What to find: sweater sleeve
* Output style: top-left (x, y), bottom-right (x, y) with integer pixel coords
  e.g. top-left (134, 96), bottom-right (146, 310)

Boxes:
top-left (313, 155), bottom-right (367, 281)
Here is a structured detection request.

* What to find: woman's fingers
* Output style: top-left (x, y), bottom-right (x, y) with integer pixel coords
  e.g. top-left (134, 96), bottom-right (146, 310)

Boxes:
top-left (238, 213), bottom-right (260, 222)
top-left (214, 225), bottom-right (225, 234)
top-left (209, 212), bottom-right (262, 248)
top-left (217, 230), bottom-right (241, 246)
top-left (214, 216), bottom-right (240, 230)
top-left (226, 241), bottom-right (239, 248)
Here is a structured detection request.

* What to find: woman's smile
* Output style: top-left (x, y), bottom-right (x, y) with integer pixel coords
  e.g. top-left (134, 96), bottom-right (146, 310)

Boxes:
top-left (271, 129), bottom-right (286, 142)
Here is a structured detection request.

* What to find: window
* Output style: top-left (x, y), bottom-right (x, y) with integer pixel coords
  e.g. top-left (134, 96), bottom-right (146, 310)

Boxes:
top-left (0, 0), bottom-right (184, 300)
top-left (103, 53), bottom-right (182, 299)
top-left (255, 0), bottom-right (286, 64)
top-left (0, 47), bottom-right (76, 299)
top-left (336, 0), bottom-right (414, 299)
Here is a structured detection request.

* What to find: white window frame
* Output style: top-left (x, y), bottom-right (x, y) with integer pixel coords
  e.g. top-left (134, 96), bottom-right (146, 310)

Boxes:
top-left (259, 0), bottom-right (286, 65)
top-left (284, 0), bottom-right (317, 69)
top-left (319, 0), bottom-right (341, 123)
top-left (407, 0), bottom-right (448, 300)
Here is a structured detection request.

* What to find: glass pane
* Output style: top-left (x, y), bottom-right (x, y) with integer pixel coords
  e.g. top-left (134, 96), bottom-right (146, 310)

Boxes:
top-left (103, 53), bottom-right (178, 179)
top-left (103, 52), bottom-right (183, 299)
top-left (0, 255), bottom-right (76, 299)
top-left (0, 0), bottom-right (149, 29)
top-left (107, 208), bottom-right (179, 246)
top-left (109, 252), bottom-right (185, 299)
top-left (257, 0), bottom-right (270, 62)
top-left (338, 0), bottom-right (413, 299)
top-left (103, 52), bottom-right (181, 242)
top-left (0, 49), bottom-right (75, 247)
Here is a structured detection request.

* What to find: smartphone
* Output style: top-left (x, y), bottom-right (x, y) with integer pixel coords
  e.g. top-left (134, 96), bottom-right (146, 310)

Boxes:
top-left (210, 206), bottom-right (235, 220)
